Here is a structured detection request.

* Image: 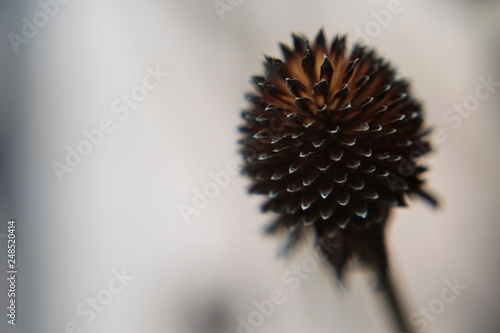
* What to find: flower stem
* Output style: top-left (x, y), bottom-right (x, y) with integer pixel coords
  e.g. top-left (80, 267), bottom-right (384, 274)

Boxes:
top-left (379, 269), bottom-right (413, 333)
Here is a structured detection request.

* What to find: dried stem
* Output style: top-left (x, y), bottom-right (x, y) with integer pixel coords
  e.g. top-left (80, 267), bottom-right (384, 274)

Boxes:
top-left (378, 269), bottom-right (413, 333)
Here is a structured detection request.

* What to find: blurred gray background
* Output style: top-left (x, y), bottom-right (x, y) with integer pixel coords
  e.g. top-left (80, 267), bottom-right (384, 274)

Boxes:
top-left (1, 0), bottom-right (500, 332)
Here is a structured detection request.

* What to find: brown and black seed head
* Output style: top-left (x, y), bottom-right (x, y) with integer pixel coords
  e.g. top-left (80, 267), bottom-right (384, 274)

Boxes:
top-left (239, 30), bottom-right (437, 280)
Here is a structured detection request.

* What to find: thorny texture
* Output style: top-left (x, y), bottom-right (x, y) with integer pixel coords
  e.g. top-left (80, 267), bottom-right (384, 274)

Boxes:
top-left (239, 30), bottom-right (437, 280)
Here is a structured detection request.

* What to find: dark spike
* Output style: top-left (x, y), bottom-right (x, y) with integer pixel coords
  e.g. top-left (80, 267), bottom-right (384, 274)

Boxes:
top-left (244, 94), bottom-right (266, 107)
top-left (279, 42), bottom-right (295, 62)
top-left (312, 139), bottom-right (327, 148)
top-left (349, 175), bottom-right (365, 190)
top-left (294, 97), bottom-right (313, 114)
top-left (343, 58), bottom-right (359, 83)
top-left (320, 55), bottom-right (334, 82)
top-left (317, 160), bottom-right (333, 171)
top-left (299, 145), bottom-right (316, 158)
top-left (286, 78), bottom-right (307, 97)
top-left (350, 44), bottom-right (367, 61)
top-left (344, 155), bottom-right (361, 169)
top-left (301, 49), bottom-right (316, 81)
top-left (292, 33), bottom-right (308, 54)
top-left (332, 169), bottom-right (348, 183)
top-left (302, 169), bottom-right (319, 186)
top-left (330, 146), bottom-right (344, 161)
top-left (334, 187), bottom-right (351, 206)
top-left (265, 105), bottom-right (287, 121)
top-left (301, 196), bottom-right (316, 210)
top-left (320, 206), bottom-right (335, 220)
top-left (315, 29), bottom-right (327, 49)
top-left (352, 146), bottom-right (372, 157)
top-left (340, 137), bottom-right (356, 146)
top-left (330, 35), bottom-right (347, 62)
top-left (272, 58), bottom-right (290, 78)
top-left (352, 200), bottom-right (368, 218)
top-left (374, 84), bottom-right (392, 101)
top-left (360, 96), bottom-right (374, 109)
top-left (314, 79), bottom-right (329, 103)
top-left (332, 83), bottom-right (349, 102)
top-left (258, 82), bottom-right (277, 96)
top-left (250, 76), bottom-right (266, 86)
top-left (318, 179), bottom-right (334, 199)
top-left (356, 75), bottom-right (370, 88)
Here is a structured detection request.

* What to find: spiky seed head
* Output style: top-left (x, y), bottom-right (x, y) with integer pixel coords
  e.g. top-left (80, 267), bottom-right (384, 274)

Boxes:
top-left (239, 30), bottom-right (437, 280)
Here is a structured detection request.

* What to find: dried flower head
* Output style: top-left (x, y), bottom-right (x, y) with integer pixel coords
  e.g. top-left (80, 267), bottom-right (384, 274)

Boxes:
top-left (239, 30), bottom-right (437, 281)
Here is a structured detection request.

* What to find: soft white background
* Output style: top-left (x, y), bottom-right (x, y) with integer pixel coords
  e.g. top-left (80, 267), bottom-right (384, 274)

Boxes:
top-left (1, 0), bottom-right (500, 332)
